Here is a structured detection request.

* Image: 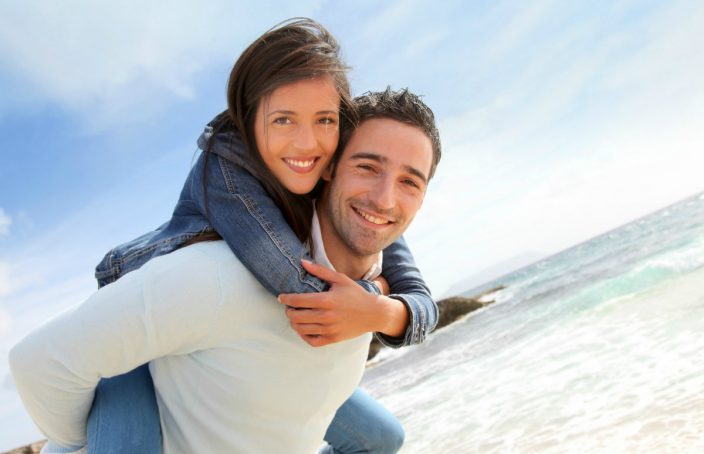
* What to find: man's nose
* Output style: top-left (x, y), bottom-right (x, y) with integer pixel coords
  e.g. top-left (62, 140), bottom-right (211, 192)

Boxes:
top-left (294, 124), bottom-right (317, 151)
top-left (370, 176), bottom-right (396, 211)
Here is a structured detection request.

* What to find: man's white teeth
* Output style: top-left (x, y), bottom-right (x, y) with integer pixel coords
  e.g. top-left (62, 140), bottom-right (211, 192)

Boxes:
top-left (357, 209), bottom-right (388, 225)
top-left (285, 158), bottom-right (315, 168)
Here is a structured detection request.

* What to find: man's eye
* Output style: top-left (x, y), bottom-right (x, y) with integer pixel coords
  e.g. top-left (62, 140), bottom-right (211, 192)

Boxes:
top-left (358, 164), bottom-right (375, 172)
top-left (403, 179), bottom-right (420, 189)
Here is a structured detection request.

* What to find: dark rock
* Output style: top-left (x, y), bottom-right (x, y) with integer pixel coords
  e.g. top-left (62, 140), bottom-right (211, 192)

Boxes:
top-left (434, 296), bottom-right (484, 330)
top-left (367, 286), bottom-right (504, 360)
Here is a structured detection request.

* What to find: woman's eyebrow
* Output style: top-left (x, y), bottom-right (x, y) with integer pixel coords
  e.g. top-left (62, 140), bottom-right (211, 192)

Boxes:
top-left (266, 109), bottom-right (338, 117)
top-left (266, 109), bottom-right (295, 117)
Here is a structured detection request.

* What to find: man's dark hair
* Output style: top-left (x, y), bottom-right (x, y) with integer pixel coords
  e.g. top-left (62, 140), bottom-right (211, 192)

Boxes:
top-left (337, 87), bottom-right (442, 180)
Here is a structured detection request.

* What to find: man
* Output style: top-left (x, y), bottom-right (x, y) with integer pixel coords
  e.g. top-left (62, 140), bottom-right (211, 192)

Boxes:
top-left (12, 88), bottom-right (442, 453)
top-left (282, 88), bottom-right (442, 453)
top-left (281, 87), bottom-right (442, 347)
top-left (98, 87), bottom-right (442, 454)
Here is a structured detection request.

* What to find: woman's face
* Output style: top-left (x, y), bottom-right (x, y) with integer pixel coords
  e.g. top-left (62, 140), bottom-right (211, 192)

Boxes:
top-left (254, 76), bottom-right (341, 195)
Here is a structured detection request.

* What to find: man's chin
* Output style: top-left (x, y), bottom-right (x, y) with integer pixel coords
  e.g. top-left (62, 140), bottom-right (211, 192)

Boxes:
top-left (349, 238), bottom-right (394, 257)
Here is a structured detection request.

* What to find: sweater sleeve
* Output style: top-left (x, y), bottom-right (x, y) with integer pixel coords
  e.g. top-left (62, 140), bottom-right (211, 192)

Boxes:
top-left (8, 247), bottom-right (222, 448)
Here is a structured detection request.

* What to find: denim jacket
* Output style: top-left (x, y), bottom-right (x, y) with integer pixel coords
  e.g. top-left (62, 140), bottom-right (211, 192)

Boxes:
top-left (95, 121), bottom-right (437, 347)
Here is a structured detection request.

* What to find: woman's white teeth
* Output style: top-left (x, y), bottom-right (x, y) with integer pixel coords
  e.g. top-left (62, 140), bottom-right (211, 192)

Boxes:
top-left (285, 158), bottom-right (315, 168)
top-left (357, 209), bottom-right (388, 225)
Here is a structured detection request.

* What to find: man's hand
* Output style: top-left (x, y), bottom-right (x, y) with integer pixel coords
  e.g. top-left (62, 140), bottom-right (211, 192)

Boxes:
top-left (277, 260), bottom-right (408, 347)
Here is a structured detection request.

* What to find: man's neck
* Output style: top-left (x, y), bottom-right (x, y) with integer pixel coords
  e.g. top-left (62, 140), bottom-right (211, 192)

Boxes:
top-left (315, 201), bottom-right (377, 280)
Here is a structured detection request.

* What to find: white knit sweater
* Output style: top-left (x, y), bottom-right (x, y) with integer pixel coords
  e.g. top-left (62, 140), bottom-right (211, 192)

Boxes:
top-left (10, 240), bottom-right (372, 453)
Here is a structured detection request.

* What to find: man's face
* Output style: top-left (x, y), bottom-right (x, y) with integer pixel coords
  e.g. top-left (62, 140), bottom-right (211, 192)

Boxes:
top-left (320, 118), bottom-right (433, 259)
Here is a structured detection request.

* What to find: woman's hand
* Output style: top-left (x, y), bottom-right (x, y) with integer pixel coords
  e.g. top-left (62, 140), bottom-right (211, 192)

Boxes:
top-left (277, 260), bottom-right (408, 347)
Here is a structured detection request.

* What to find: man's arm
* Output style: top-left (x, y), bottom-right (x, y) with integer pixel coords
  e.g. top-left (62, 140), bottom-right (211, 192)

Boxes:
top-left (9, 247), bottom-right (221, 447)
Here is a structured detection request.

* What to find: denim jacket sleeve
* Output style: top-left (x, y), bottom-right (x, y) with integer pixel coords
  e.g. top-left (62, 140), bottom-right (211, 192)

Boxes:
top-left (96, 123), bottom-right (436, 347)
top-left (190, 148), bottom-right (380, 297)
top-left (376, 237), bottom-right (438, 347)
top-left (197, 145), bottom-right (437, 347)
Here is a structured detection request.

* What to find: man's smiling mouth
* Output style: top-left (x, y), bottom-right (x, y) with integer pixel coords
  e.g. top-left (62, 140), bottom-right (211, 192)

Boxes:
top-left (353, 206), bottom-right (392, 226)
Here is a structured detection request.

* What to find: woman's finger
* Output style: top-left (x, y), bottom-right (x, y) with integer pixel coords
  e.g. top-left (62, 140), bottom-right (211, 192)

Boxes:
top-left (285, 306), bottom-right (326, 323)
top-left (278, 292), bottom-right (328, 309)
top-left (291, 323), bottom-right (329, 336)
top-left (301, 259), bottom-right (347, 284)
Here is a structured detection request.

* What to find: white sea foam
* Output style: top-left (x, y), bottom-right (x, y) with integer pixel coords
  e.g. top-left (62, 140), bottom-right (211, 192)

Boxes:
top-left (365, 268), bottom-right (704, 453)
top-left (364, 195), bottom-right (704, 453)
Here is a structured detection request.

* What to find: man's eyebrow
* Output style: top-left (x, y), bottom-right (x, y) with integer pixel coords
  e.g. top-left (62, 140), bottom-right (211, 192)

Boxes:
top-left (348, 152), bottom-right (386, 163)
top-left (349, 152), bottom-right (428, 184)
top-left (404, 165), bottom-right (429, 185)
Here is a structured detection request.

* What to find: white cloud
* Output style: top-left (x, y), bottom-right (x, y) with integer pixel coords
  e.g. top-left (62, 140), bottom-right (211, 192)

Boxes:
top-left (0, 208), bottom-right (10, 236)
top-left (0, 1), bottom-right (322, 128)
top-left (482, 0), bottom-right (559, 58)
top-left (0, 262), bottom-right (10, 297)
top-left (404, 0), bottom-right (704, 295)
top-left (0, 307), bottom-right (10, 337)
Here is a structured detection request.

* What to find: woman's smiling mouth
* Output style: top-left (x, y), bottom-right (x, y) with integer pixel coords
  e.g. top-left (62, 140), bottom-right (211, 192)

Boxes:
top-left (283, 157), bottom-right (319, 173)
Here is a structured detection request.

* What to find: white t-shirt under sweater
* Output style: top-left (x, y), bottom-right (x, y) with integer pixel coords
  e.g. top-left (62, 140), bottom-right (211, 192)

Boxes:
top-left (10, 213), bottom-right (378, 453)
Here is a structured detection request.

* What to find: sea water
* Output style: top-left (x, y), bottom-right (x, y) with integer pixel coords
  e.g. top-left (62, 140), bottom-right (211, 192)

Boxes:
top-left (2, 192), bottom-right (703, 452)
top-left (363, 192), bottom-right (704, 453)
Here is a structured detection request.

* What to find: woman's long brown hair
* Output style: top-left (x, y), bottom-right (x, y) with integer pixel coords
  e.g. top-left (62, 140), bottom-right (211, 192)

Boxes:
top-left (198, 18), bottom-right (356, 245)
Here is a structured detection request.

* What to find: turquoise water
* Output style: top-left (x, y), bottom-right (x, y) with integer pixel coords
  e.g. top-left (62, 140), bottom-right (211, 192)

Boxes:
top-left (2, 193), bottom-right (703, 451)
top-left (363, 192), bottom-right (704, 453)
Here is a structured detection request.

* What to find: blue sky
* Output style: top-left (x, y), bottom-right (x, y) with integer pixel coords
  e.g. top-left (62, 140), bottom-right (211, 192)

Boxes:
top-left (1, 0), bottom-right (704, 446)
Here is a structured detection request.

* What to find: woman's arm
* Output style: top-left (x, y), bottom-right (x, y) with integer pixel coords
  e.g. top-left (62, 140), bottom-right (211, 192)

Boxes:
top-left (197, 133), bottom-right (435, 346)
top-left (9, 248), bottom-right (222, 448)
top-left (278, 249), bottom-right (437, 348)
top-left (190, 145), bottom-right (380, 297)
top-left (377, 237), bottom-right (438, 347)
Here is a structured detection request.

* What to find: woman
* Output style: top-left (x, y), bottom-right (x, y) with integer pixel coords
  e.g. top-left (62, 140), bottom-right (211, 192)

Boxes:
top-left (12, 18), bottom-right (435, 453)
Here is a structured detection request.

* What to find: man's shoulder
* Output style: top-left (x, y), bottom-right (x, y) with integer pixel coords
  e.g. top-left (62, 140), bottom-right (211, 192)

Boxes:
top-left (137, 240), bottom-right (236, 286)
top-left (145, 240), bottom-right (267, 295)
top-left (150, 239), bottom-right (231, 264)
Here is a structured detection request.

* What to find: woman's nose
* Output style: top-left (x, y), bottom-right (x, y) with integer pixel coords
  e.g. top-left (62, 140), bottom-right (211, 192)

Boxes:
top-left (294, 124), bottom-right (317, 150)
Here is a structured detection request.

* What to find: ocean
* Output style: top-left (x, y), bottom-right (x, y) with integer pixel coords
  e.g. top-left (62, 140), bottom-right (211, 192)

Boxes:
top-left (2, 191), bottom-right (703, 452)
top-left (363, 191), bottom-right (704, 453)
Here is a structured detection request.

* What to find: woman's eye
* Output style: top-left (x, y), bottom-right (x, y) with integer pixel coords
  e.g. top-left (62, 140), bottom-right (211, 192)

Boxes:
top-left (319, 116), bottom-right (337, 125)
top-left (273, 117), bottom-right (292, 125)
